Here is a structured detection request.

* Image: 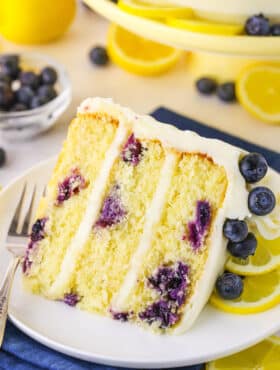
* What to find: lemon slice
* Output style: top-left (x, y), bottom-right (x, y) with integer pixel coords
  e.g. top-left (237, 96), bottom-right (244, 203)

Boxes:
top-left (210, 269), bottom-right (280, 314)
top-left (107, 24), bottom-right (182, 76)
top-left (166, 18), bottom-right (243, 35)
top-left (118, 0), bottom-right (193, 19)
top-left (236, 63), bottom-right (280, 124)
top-left (226, 235), bottom-right (280, 276)
top-left (207, 336), bottom-right (280, 370)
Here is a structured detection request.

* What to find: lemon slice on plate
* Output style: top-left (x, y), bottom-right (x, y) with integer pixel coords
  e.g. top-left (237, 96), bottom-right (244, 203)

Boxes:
top-left (118, 0), bottom-right (193, 19)
top-left (166, 18), bottom-right (243, 35)
top-left (237, 63), bottom-right (280, 124)
top-left (107, 23), bottom-right (182, 76)
top-left (226, 235), bottom-right (280, 276)
top-left (210, 269), bottom-right (280, 314)
top-left (207, 336), bottom-right (280, 370)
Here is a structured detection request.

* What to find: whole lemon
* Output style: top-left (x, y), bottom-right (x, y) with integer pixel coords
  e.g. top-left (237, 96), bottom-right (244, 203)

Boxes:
top-left (0, 0), bottom-right (76, 44)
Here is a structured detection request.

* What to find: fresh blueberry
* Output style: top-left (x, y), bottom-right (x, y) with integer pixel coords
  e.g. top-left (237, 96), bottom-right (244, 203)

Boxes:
top-left (10, 103), bottom-right (28, 112)
top-left (0, 148), bottom-right (6, 167)
top-left (245, 14), bottom-right (270, 36)
top-left (37, 85), bottom-right (57, 102)
top-left (248, 186), bottom-right (276, 216)
top-left (223, 219), bottom-right (248, 243)
top-left (40, 66), bottom-right (58, 85)
top-left (89, 46), bottom-right (109, 66)
top-left (196, 77), bottom-right (217, 95)
top-left (217, 82), bottom-right (236, 102)
top-left (216, 272), bottom-right (243, 300)
top-left (30, 95), bottom-right (48, 109)
top-left (0, 84), bottom-right (14, 109)
top-left (239, 153), bottom-right (268, 183)
top-left (20, 71), bottom-right (40, 90)
top-left (0, 54), bottom-right (20, 79)
top-left (227, 232), bottom-right (257, 259)
top-left (271, 24), bottom-right (280, 36)
top-left (16, 86), bottom-right (35, 106)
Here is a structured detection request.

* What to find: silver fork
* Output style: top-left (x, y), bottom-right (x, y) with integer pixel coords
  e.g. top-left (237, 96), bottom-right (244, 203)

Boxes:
top-left (0, 183), bottom-right (43, 347)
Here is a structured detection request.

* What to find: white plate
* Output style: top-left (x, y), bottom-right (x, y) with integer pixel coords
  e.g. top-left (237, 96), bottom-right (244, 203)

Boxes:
top-left (1, 158), bottom-right (280, 369)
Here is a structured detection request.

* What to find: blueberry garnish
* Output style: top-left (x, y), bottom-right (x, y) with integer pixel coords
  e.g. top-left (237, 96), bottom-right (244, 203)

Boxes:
top-left (40, 66), bottom-right (58, 85)
top-left (227, 232), bottom-right (257, 259)
top-left (16, 86), bottom-right (35, 107)
top-left (271, 24), bottom-right (280, 36)
top-left (239, 153), bottom-right (268, 183)
top-left (223, 219), bottom-right (248, 243)
top-left (217, 82), bottom-right (236, 102)
top-left (0, 147), bottom-right (6, 167)
top-left (216, 272), bottom-right (243, 300)
top-left (89, 46), bottom-right (109, 66)
top-left (245, 14), bottom-right (270, 36)
top-left (196, 77), bottom-right (217, 95)
top-left (248, 186), bottom-right (276, 216)
top-left (20, 71), bottom-right (40, 90)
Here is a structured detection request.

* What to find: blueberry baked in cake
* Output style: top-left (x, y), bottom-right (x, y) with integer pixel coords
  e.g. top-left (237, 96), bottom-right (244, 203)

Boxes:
top-left (22, 98), bottom-right (279, 334)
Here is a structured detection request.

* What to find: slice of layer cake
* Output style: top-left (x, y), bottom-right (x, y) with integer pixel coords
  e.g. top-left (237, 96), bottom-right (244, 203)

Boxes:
top-left (23, 98), bottom-right (280, 334)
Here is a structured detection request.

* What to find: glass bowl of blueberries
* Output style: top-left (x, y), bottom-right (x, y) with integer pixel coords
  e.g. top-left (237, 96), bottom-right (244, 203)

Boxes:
top-left (0, 52), bottom-right (71, 140)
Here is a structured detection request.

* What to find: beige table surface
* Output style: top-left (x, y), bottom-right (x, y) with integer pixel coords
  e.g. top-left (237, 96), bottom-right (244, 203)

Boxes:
top-left (0, 5), bottom-right (279, 186)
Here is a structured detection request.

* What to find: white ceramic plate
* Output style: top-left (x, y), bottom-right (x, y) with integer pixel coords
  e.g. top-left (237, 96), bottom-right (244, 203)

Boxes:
top-left (1, 158), bottom-right (280, 368)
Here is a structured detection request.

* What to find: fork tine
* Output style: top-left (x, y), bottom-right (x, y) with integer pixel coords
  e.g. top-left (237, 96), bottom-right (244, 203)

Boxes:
top-left (22, 185), bottom-right (37, 236)
top-left (8, 183), bottom-right (26, 235)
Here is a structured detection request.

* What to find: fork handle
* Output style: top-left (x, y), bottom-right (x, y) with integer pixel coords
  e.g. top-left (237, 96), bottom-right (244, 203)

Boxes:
top-left (0, 256), bottom-right (21, 347)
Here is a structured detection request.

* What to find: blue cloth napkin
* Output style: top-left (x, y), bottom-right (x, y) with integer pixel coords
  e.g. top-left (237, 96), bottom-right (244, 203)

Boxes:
top-left (1, 107), bottom-right (279, 370)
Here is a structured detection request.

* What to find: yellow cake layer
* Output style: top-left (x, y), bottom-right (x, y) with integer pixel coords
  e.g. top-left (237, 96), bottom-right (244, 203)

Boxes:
top-left (121, 153), bottom-right (228, 329)
top-left (74, 139), bottom-right (165, 314)
top-left (23, 114), bottom-right (117, 294)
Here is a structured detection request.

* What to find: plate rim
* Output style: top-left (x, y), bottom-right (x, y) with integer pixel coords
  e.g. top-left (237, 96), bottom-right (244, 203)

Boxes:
top-left (1, 157), bottom-right (280, 368)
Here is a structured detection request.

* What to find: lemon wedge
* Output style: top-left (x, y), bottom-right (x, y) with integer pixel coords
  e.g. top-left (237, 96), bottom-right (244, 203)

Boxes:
top-left (210, 269), bottom-right (280, 314)
top-left (226, 235), bottom-right (280, 276)
top-left (107, 23), bottom-right (182, 76)
top-left (236, 63), bottom-right (280, 124)
top-left (118, 0), bottom-right (193, 19)
top-left (166, 18), bottom-right (243, 35)
top-left (207, 336), bottom-right (280, 370)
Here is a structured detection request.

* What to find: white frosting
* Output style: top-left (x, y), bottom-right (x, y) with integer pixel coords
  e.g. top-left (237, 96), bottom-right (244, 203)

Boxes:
top-left (51, 97), bottom-right (279, 332)
top-left (47, 121), bottom-right (128, 298)
top-left (113, 151), bottom-right (177, 310)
